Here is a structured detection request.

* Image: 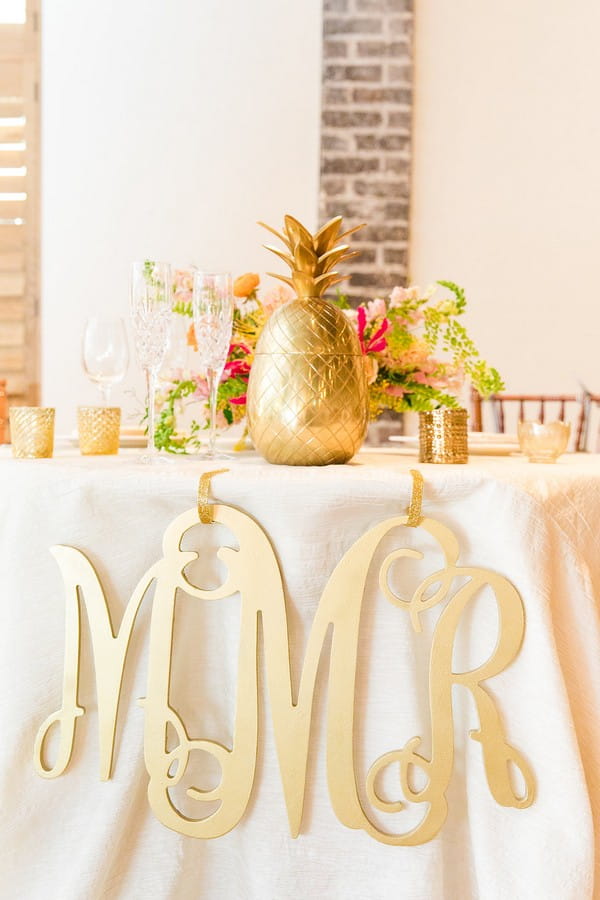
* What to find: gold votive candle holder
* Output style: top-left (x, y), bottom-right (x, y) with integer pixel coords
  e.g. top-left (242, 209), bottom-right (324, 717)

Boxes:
top-left (9, 407), bottom-right (55, 458)
top-left (78, 406), bottom-right (121, 455)
top-left (517, 420), bottom-right (570, 463)
top-left (418, 408), bottom-right (468, 464)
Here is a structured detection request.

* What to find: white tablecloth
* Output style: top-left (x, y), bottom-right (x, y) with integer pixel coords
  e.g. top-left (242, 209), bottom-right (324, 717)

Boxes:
top-left (1, 444), bottom-right (599, 899)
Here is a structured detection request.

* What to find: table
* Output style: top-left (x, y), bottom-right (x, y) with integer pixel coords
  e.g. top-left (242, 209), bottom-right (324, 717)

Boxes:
top-left (1, 444), bottom-right (599, 899)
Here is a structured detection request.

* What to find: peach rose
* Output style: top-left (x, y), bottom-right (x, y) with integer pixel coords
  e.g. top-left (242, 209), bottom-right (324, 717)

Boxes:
top-left (364, 355), bottom-right (379, 385)
top-left (234, 273), bottom-right (260, 298)
top-left (186, 323), bottom-right (198, 351)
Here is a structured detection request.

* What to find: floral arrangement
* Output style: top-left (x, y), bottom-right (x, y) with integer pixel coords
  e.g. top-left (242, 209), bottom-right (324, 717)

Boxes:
top-left (154, 271), bottom-right (503, 453)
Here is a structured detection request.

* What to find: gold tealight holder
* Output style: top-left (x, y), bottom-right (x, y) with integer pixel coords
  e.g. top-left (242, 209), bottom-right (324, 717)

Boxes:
top-left (517, 420), bottom-right (570, 463)
top-left (9, 407), bottom-right (55, 458)
top-left (418, 407), bottom-right (468, 464)
top-left (78, 406), bottom-right (121, 455)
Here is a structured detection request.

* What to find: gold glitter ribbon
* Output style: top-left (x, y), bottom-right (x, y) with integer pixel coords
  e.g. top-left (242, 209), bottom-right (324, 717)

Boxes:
top-left (197, 469), bottom-right (229, 524)
top-left (407, 469), bottom-right (424, 527)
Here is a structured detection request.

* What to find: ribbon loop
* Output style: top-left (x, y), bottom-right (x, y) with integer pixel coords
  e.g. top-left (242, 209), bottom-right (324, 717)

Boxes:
top-left (197, 469), bottom-right (229, 524)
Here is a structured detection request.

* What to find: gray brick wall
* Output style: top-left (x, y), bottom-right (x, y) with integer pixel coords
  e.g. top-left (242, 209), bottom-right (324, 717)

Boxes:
top-left (319, 0), bottom-right (413, 300)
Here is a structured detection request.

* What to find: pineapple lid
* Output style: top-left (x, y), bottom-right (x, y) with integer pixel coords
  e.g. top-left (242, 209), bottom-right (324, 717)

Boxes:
top-left (254, 295), bottom-right (362, 356)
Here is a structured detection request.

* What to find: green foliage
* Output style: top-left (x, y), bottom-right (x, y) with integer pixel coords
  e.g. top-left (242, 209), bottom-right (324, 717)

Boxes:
top-left (172, 299), bottom-right (193, 317)
top-left (415, 281), bottom-right (503, 401)
top-left (330, 289), bottom-right (351, 309)
top-left (431, 281), bottom-right (503, 398)
top-left (152, 374), bottom-right (249, 454)
top-left (153, 379), bottom-right (201, 453)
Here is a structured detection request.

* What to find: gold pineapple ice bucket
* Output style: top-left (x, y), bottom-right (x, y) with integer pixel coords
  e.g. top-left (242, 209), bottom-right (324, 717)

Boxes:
top-left (247, 215), bottom-right (369, 466)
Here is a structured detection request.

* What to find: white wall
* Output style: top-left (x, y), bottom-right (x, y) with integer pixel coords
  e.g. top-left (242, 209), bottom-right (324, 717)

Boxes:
top-left (43, 0), bottom-right (600, 428)
top-left (41, 0), bottom-right (323, 429)
top-left (411, 0), bottom-right (600, 397)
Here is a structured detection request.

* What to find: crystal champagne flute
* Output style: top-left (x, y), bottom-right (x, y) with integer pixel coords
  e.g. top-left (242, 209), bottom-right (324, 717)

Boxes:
top-left (192, 272), bottom-right (233, 458)
top-left (130, 260), bottom-right (172, 462)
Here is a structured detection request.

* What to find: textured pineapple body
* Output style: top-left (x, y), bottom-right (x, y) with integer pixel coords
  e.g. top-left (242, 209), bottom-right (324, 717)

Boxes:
top-left (247, 297), bottom-right (368, 465)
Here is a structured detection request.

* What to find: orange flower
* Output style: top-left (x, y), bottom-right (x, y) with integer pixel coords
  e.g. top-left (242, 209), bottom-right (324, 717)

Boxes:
top-left (187, 323), bottom-right (198, 351)
top-left (234, 272), bottom-right (260, 298)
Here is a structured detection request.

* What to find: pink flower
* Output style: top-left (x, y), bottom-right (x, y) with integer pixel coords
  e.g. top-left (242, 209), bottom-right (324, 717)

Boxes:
top-left (192, 379), bottom-right (209, 400)
top-left (214, 410), bottom-right (228, 430)
top-left (223, 344), bottom-right (252, 382)
top-left (412, 371), bottom-right (440, 386)
top-left (173, 269), bottom-right (194, 294)
top-left (229, 394), bottom-right (247, 405)
top-left (389, 285), bottom-right (421, 308)
top-left (230, 341), bottom-right (251, 355)
top-left (366, 297), bottom-right (387, 322)
top-left (408, 309), bottom-right (425, 327)
top-left (366, 319), bottom-right (389, 354)
top-left (262, 284), bottom-right (293, 313)
top-left (445, 365), bottom-right (465, 394)
top-left (223, 358), bottom-right (251, 380)
top-left (387, 339), bottom-right (432, 371)
top-left (385, 385), bottom-right (406, 397)
top-left (389, 284), bottom-right (436, 308)
top-left (357, 306), bottom-right (390, 355)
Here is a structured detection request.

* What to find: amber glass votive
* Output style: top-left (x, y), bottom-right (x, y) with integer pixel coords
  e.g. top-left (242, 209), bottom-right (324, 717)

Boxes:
top-left (418, 408), bottom-right (468, 464)
top-left (517, 420), bottom-right (570, 463)
top-left (9, 407), bottom-right (55, 458)
top-left (78, 406), bottom-right (121, 455)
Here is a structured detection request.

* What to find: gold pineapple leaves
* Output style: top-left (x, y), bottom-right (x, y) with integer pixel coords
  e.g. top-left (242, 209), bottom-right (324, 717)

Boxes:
top-left (314, 217), bottom-right (342, 256)
top-left (257, 214), bottom-right (365, 298)
top-left (284, 214), bottom-right (314, 251)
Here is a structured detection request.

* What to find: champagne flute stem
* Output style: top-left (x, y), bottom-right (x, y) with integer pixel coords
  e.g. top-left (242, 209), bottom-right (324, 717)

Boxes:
top-left (100, 383), bottom-right (110, 407)
top-left (146, 368), bottom-right (158, 456)
top-left (207, 367), bottom-right (218, 458)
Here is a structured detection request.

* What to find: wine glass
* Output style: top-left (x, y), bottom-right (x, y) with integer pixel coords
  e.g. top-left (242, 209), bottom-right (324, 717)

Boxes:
top-left (130, 260), bottom-right (172, 462)
top-left (192, 271), bottom-right (234, 458)
top-left (81, 318), bottom-right (129, 405)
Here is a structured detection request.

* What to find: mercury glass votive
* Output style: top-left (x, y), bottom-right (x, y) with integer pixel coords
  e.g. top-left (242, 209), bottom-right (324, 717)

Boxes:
top-left (517, 420), bottom-right (571, 463)
top-left (78, 406), bottom-right (121, 455)
top-left (9, 407), bottom-right (55, 458)
top-left (418, 407), bottom-right (468, 464)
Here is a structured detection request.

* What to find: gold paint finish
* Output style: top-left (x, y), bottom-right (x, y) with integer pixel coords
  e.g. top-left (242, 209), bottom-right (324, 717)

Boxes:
top-left (77, 407), bottom-right (121, 455)
top-left (406, 469), bottom-right (424, 526)
top-left (247, 213), bottom-right (369, 466)
top-left (197, 468), bottom-right (229, 523)
top-left (35, 484), bottom-right (534, 843)
top-left (419, 407), bottom-right (468, 464)
top-left (257, 214), bottom-right (365, 299)
top-left (247, 296), bottom-right (368, 465)
top-left (9, 406), bottom-right (55, 458)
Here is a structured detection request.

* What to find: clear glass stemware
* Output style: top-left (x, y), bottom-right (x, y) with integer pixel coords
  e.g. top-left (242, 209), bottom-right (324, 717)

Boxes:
top-left (192, 271), bottom-right (234, 458)
top-left (130, 260), bottom-right (172, 462)
top-left (81, 317), bottom-right (129, 405)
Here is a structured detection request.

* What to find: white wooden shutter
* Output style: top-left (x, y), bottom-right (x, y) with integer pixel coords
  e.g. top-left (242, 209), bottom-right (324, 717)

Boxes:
top-left (0, 0), bottom-right (39, 406)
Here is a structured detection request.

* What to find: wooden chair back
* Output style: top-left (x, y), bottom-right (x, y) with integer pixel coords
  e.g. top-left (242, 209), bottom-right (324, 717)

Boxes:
top-left (580, 392), bottom-right (600, 452)
top-left (0, 379), bottom-right (7, 444)
top-left (470, 388), bottom-right (587, 450)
